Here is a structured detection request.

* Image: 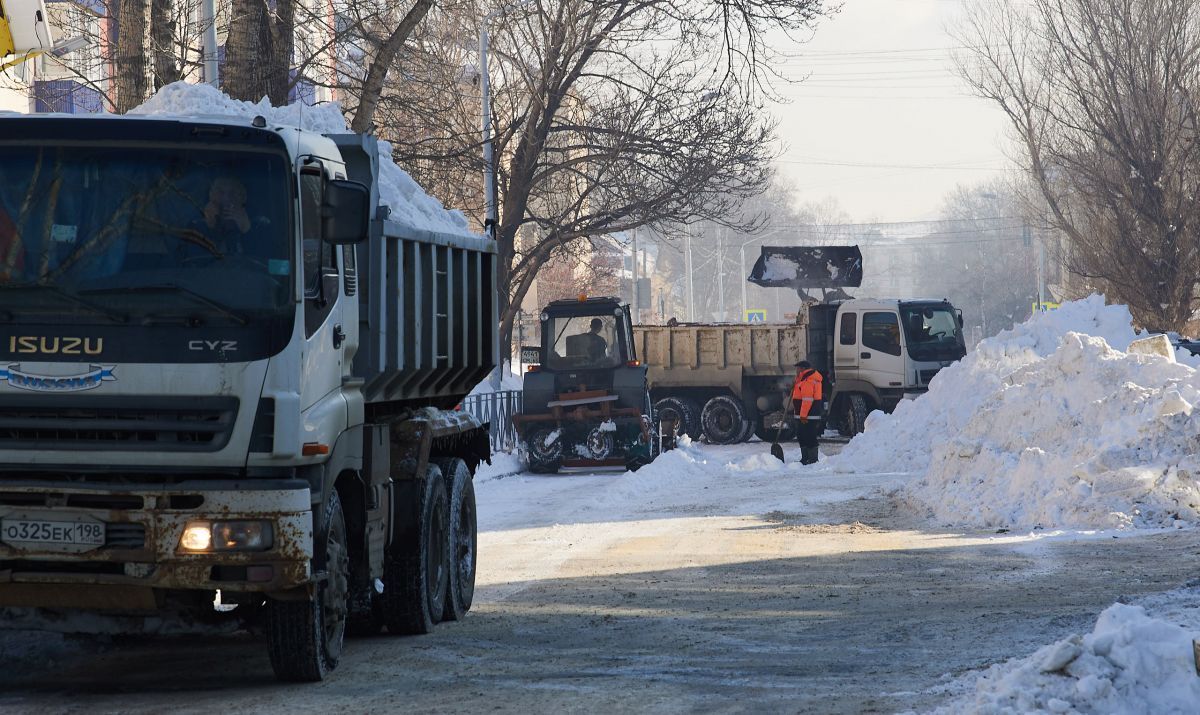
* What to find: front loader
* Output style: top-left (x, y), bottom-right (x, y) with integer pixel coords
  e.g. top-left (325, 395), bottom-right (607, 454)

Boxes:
top-left (514, 297), bottom-right (658, 473)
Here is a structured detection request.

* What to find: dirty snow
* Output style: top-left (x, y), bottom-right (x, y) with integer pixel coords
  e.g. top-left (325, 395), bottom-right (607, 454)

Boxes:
top-left (761, 254), bottom-right (800, 281)
top-left (930, 585), bottom-right (1200, 714)
top-left (129, 82), bottom-right (473, 237)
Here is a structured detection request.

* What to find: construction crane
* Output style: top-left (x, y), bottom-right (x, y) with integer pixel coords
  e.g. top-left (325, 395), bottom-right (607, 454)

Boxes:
top-left (0, 0), bottom-right (84, 73)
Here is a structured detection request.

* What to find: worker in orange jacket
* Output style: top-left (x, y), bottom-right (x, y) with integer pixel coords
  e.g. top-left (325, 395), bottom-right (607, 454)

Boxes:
top-left (791, 360), bottom-right (824, 465)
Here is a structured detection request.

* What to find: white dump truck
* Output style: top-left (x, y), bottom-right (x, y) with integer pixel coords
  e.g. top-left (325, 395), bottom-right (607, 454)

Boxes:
top-left (0, 112), bottom-right (496, 681)
top-left (635, 298), bottom-right (966, 442)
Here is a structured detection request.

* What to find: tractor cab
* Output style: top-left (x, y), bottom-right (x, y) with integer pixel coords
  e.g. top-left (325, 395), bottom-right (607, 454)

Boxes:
top-left (537, 296), bottom-right (637, 392)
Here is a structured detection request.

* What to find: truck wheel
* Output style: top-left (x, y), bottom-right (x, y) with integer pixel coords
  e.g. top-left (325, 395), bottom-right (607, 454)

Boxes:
top-left (266, 490), bottom-right (350, 682)
top-left (653, 397), bottom-right (697, 441)
top-left (845, 394), bottom-right (871, 436)
top-left (755, 411), bottom-right (796, 443)
top-left (737, 419), bottom-right (756, 443)
top-left (525, 425), bottom-right (562, 474)
top-left (382, 466), bottom-right (450, 635)
top-left (700, 395), bottom-right (747, 445)
top-left (437, 458), bottom-right (477, 622)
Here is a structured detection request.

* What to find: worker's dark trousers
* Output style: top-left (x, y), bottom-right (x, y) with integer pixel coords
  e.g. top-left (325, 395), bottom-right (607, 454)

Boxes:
top-left (795, 417), bottom-right (821, 465)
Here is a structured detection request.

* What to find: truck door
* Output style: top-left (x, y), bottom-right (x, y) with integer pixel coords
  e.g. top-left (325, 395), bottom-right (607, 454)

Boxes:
top-left (298, 163), bottom-right (345, 410)
top-left (858, 311), bottom-right (905, 388)
top-left (833, 310), bottom-right (860, 378)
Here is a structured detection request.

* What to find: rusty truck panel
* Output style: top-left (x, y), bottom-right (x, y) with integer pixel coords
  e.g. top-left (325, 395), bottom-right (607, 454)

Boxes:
top-left (0, 484), bottom-right (313, 608)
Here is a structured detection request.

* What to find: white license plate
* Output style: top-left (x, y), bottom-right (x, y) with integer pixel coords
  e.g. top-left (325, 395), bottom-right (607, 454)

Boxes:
top-left (1, 518), bottom-right (106, 548)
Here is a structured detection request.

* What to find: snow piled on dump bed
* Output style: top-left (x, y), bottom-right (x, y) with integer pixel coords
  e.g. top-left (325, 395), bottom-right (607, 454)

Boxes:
top-left (930, 585), bottom-right (1200, 714)
top-left (130, 82), bottom-right (473, 237)
top-left (833, 295), bottom-right (1200, 530)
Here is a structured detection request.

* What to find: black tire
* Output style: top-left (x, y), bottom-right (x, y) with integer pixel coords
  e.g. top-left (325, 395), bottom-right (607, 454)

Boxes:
top-left (382, 465), bottom-right (450, 635)
top-left (845, 393), bottom-right (871, 436)
top-left (525, 425), bottom-right (562, 474)
top-left (653, 397), bottom-right (697, 442)
top-left (267, 490), bottom-right (350, 682)
top-left (436, 458), bottom-right (477, 622)
top-left (700, 395), bottom-right (748, 444)
top-left (754, 410), bottom-right (796, 443)
top-left (736, 418), bottom-right (756, 443)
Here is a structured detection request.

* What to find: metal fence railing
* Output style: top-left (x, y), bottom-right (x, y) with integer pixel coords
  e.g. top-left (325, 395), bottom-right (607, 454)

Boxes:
top-left (461, 390), bottom-right (523, 453)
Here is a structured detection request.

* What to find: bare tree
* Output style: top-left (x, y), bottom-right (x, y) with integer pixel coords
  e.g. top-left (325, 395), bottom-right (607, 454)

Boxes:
top-left (465, 0), bottom-right (828, 346)
top-left (956, 0), bottom-right (1200, 332)
top-left (114, 0), bottom-right (150, 112)
top-left (224, 0), bottom-right (296, 103)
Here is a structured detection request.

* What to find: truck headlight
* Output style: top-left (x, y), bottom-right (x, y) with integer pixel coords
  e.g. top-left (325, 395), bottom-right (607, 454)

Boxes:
top-left (179, 520), bottom-right (274, 552)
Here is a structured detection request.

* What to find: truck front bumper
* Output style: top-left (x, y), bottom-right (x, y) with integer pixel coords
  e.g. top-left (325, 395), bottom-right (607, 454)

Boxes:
top-left (0, 480), bottom-right (313, 610)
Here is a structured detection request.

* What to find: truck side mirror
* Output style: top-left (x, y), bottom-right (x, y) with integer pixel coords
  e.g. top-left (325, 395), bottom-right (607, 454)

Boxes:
top-left (322, 179), bottom-right (370, 245)
top-left (956, 309), bottom-right (964, 327)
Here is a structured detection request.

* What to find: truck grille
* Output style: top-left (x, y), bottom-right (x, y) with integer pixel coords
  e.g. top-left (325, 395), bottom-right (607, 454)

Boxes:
top-left (918, 369), bottom-right (940, 385)
top-left (105, 523), bottom-right (147, 549)
top-left (0, 396), bottom-right (238, 452)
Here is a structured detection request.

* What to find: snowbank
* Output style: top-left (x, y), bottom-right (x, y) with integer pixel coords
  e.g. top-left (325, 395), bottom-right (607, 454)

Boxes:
top-left (129, 82), bottom-right (473, 237)
top-left (932, 588), bottom-right (1200, 714)
top-left (832, 296), bottom-right (1140, 477)
top-left (833, 295), bottom-right (1200, 530)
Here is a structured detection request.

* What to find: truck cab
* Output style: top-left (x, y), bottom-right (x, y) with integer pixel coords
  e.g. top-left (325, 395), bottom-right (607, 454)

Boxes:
top-left (816, 298), bottom-right (965, 433)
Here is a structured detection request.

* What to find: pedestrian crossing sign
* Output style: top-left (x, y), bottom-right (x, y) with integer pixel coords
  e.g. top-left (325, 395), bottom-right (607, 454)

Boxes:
top-left (745, 309), bottom-right (766, 323)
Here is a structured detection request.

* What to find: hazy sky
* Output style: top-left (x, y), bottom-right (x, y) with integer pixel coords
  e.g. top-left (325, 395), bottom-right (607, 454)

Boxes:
top-left (767, 0), bottom-right (1014, 223)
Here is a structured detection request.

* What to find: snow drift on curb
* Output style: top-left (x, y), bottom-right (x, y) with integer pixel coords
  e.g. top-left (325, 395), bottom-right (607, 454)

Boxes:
top-left (831, 295), bottom-right (1200, 530)
top-left (129, 82), bottom-right (474, 237)
top-left (930, 587), bottom-right (1200, 714)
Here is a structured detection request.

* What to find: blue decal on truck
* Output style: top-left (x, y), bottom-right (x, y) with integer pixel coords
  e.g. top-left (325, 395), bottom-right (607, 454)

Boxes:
top-left (0, 364), bottom-right (117, 392)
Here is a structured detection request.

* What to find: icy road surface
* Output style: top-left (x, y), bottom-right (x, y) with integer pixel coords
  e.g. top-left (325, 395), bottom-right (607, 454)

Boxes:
top-left (1, 441), bottom-right (1198, 713)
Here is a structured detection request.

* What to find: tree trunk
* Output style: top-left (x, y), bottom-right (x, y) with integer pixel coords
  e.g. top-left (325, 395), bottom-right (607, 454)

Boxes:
top-left (224, 0), bottom-right (269, 100)
top-left (349, 0), bottom-right (435, 134)
top-left (225, 0), bottom-right (294, 105)
top-left (149, 0), bottom-right (181, 90)
top-left (114, 0), bottom-right (149, 113)
top-left (266, 0), bottom-right (296, 106)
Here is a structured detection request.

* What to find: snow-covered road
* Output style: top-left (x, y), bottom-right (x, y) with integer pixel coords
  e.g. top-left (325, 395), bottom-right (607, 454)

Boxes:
top-left (2, 439), bottom-right (1197, 713)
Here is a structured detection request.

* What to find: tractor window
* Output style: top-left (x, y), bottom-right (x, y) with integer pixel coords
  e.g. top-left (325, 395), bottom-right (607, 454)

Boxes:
top-left (546, 315), bottom-right (623, 369)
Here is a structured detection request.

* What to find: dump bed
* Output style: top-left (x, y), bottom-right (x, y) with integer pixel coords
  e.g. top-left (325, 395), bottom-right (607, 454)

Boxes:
top-left (634, 322), bottom-right (807, 386)
top-left (331, 135), bottom-right (497, 409)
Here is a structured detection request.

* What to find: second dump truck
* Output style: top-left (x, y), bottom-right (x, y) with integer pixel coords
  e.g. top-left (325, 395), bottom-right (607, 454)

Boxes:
top-left (635, 298), bottom-right (967, 442)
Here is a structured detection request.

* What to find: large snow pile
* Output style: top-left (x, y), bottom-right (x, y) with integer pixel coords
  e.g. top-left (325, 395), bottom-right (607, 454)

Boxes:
top-left (832, 295), bottom-right (1139, 477)
top-left (932, 589), bottom-right (1200, 714)
top-left (833, 295), bottom-right (1200, 530)
top-left (129, 82), bottom-right (473, 237)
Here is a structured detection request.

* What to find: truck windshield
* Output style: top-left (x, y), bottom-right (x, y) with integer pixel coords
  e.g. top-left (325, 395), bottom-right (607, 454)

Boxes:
top-left (546, 315), bottom-right (625, 370)
top-left (0, 145), bottom-right (292, 324)
top-left (900, 304), bottom-right (966, 362)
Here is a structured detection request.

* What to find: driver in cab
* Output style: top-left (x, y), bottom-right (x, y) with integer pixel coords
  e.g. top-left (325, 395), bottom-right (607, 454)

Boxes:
top-left (566, 318), bottom-right (609, 365)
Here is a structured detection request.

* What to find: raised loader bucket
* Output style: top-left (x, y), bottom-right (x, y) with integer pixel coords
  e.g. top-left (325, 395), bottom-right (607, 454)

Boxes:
top-left (747, 246), bottom-right (864, 289)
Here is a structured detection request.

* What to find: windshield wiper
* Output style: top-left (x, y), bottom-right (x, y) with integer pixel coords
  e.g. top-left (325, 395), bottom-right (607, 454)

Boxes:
top-left (0, 285), bottom-right (129, 323)
top-left (80, 284), bottom-right (249, 326)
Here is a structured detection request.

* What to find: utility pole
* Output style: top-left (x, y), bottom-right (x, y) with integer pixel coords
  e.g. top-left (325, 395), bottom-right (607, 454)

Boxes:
top-left (479, 20), bottom-right (497, 239)
top-left (631, 228), bottom-right (639, 320)
top-left (685, 229), bottom-right (695, 321)
top-left (202, 0), bottom-right (219, 87)
top-left (1037, 238), bottom-right (1046, 310)
top-left (717, 227), bottom-right (726, 321)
